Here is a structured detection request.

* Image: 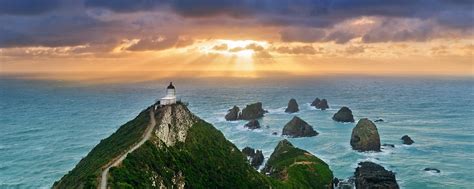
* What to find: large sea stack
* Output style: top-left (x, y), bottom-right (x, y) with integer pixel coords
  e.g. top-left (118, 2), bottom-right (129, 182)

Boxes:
top-left (350, 118), bottom-right (381, 152)
top-left (282, 116), bottom-right (318, 137)
top-left (354, 162), bottom-right (399, 189)
top-left (225, 106), bottom-right (240, 121)
top-left (285, 98), bottom-right (299, 113)
top-left (240, 102), bottom-right (266, 120)
top-left (332, 107), bottom-right (355, 122)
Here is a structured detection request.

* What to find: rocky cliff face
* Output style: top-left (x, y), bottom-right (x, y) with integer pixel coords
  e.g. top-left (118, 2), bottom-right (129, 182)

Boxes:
top-left (153, 104), bottom-right (198, 147)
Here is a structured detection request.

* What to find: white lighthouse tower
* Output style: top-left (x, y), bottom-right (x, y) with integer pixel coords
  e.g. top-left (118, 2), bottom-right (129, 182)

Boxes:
top-left (160, 82), bottom-right (177, 106)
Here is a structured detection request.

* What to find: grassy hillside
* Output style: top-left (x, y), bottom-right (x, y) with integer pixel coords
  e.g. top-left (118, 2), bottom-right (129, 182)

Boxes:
top-left (263, 140), bottom-right (333, 189)
top-left (53, 107), bottom-right (152, 189)
top-left (109, 120), bottom-right (274, 188)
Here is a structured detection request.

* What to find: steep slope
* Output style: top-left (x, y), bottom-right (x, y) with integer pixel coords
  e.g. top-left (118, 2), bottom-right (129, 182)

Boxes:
top-left (263, 140), bottom-right (333, 189)
top-left (54, 102), bottom-right (333, 189)
top-left (53, 105), bottom-right (153, 188)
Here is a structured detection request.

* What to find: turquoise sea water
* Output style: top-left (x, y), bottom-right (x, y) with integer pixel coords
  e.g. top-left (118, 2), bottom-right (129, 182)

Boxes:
top-left (1, 76), bottom-right (473, 188)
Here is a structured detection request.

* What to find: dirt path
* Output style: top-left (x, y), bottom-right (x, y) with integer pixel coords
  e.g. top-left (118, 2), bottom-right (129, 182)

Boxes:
top-left (99, 108), bottom-right (157, 189)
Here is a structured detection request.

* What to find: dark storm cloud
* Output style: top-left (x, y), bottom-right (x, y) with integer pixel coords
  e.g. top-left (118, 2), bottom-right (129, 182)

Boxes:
top-left (0, 0), bottom-right (472, 48)
top-left (82, 0), bottom-right (473, 29)
top-left (84, 0), bottom-right (167, 13)
top-left (0, 0), bottom-right (61, 15)
top-left (0, 14), bottom-right (115, 48)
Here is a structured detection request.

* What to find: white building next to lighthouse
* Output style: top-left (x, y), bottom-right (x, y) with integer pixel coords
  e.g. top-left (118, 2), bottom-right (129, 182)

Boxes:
top-left (160, 82), bottom-right (177, 106)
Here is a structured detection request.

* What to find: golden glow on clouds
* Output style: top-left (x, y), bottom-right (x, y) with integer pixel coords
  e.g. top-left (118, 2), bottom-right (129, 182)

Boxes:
top-left (1, 37), bottom-right (473, 82)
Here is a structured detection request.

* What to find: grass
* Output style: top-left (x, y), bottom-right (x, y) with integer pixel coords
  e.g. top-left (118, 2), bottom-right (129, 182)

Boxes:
top-left (52, 106), bottom-right (152, 189)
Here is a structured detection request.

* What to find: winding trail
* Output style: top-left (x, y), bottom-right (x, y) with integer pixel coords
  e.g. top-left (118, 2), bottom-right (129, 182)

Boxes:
top-left (99, 108), bottom-right (157, 189)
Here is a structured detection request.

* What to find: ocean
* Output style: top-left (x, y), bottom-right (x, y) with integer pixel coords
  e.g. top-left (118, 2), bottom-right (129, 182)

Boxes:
top-left (0, 76), bottom-right (473, 188)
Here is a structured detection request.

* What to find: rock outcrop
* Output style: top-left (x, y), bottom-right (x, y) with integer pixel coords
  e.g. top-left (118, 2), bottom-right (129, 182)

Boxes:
top-left (282, 116), bottom-right (318, 137)
top-left (242, 147), bottom-right (264, 169)
top-left (374, 119), bottom-right (384, 122)
top-left (333, 107), bottom-right (355, 122)
top-left (263, 140), bottom-right (333, 188)
top-left (225, 106), bottom-right (240, 121)
top-left (285, 98), bottom-right (299, 113)
top-left (401, 135), bottom-right (414, 145)
top-left (350, 118), bottom-right (381, 152)
top-left (240, 102), bottom-right (266, 120)
top-left (354, 162), bottom-right (399, 189)
top-left (424, 168), bottom-right (440, 173)
top-left (244, 120), bottom-right (261, 130)
top-left (154, 104), bottom-right (199, 147)
top-left (311, 98), bottom-right (329, 110)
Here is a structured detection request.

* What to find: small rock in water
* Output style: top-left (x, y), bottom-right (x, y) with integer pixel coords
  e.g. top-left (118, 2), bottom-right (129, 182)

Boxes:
top-left (374, 119), bottom-right (384, 122)
top-left (332, 107), bottom-right (355, 122)
top-left (424, 168), bottom-right (441, 173)
top-left (225, 106), bottom-right (240, 121)
top-left (282, 116), bottom-right (318, 137)
top-left (272, 132), bottom-right (278, 135)
top-left (244, 120), bottom-right (261, 130)
top-left (382, 143), bottom-right (395, 148)
top-left (285, 98), bottom-right (299, 113)
top-left (241, 147), bottom-right (264, 169)
top-left (401, 135), bottom-right (414, 145)
top-left (311, 98), bottom-right (329, 110)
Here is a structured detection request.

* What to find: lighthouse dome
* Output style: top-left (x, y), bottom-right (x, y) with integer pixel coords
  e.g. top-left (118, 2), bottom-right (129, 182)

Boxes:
top-left (167, 82), bottom-right (175, 89)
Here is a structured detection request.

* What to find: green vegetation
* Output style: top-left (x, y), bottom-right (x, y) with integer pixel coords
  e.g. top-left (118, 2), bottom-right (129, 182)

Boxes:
top-left (53, 107), bottom-right (152, 189)
top-left (263, 139), bottom-right (333, 189)
top-left (109, 120), bottom-right (274, 188)
top-left (55, 103), bottom-right (333, 189)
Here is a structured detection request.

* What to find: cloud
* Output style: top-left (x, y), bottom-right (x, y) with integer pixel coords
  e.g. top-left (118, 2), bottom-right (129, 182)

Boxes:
top-left (125, 35), bottom-right (193, 51)
top-left (212, 44), bottom-right (228, 51)
top-left (273, 45), bottom-right (320, 55)
top-left (0, 0), bottom-right (60, 15)
top-left (345, 45), bottom-right (365, 54)
top-left (280, 28), bottom-right (326, 43)
top-left (0, 0), bottom-right (472, 49)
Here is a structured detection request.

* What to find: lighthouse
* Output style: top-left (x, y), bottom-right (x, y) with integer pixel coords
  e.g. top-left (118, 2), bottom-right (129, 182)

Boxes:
top-left (160, 82), bottom-right (177, 106)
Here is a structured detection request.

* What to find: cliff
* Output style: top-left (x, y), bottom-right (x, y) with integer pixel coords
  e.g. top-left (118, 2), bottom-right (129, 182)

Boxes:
top-left (54, 102), bottom-right (333, 188)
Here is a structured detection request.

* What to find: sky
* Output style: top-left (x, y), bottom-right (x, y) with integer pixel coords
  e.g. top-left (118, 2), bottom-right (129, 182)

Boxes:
top-left (0, 0), bottom-right (473, 82)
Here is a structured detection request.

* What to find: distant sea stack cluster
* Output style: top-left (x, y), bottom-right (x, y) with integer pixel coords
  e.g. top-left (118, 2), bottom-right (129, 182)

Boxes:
top-left (224, 97), bottom-right (423, 188)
